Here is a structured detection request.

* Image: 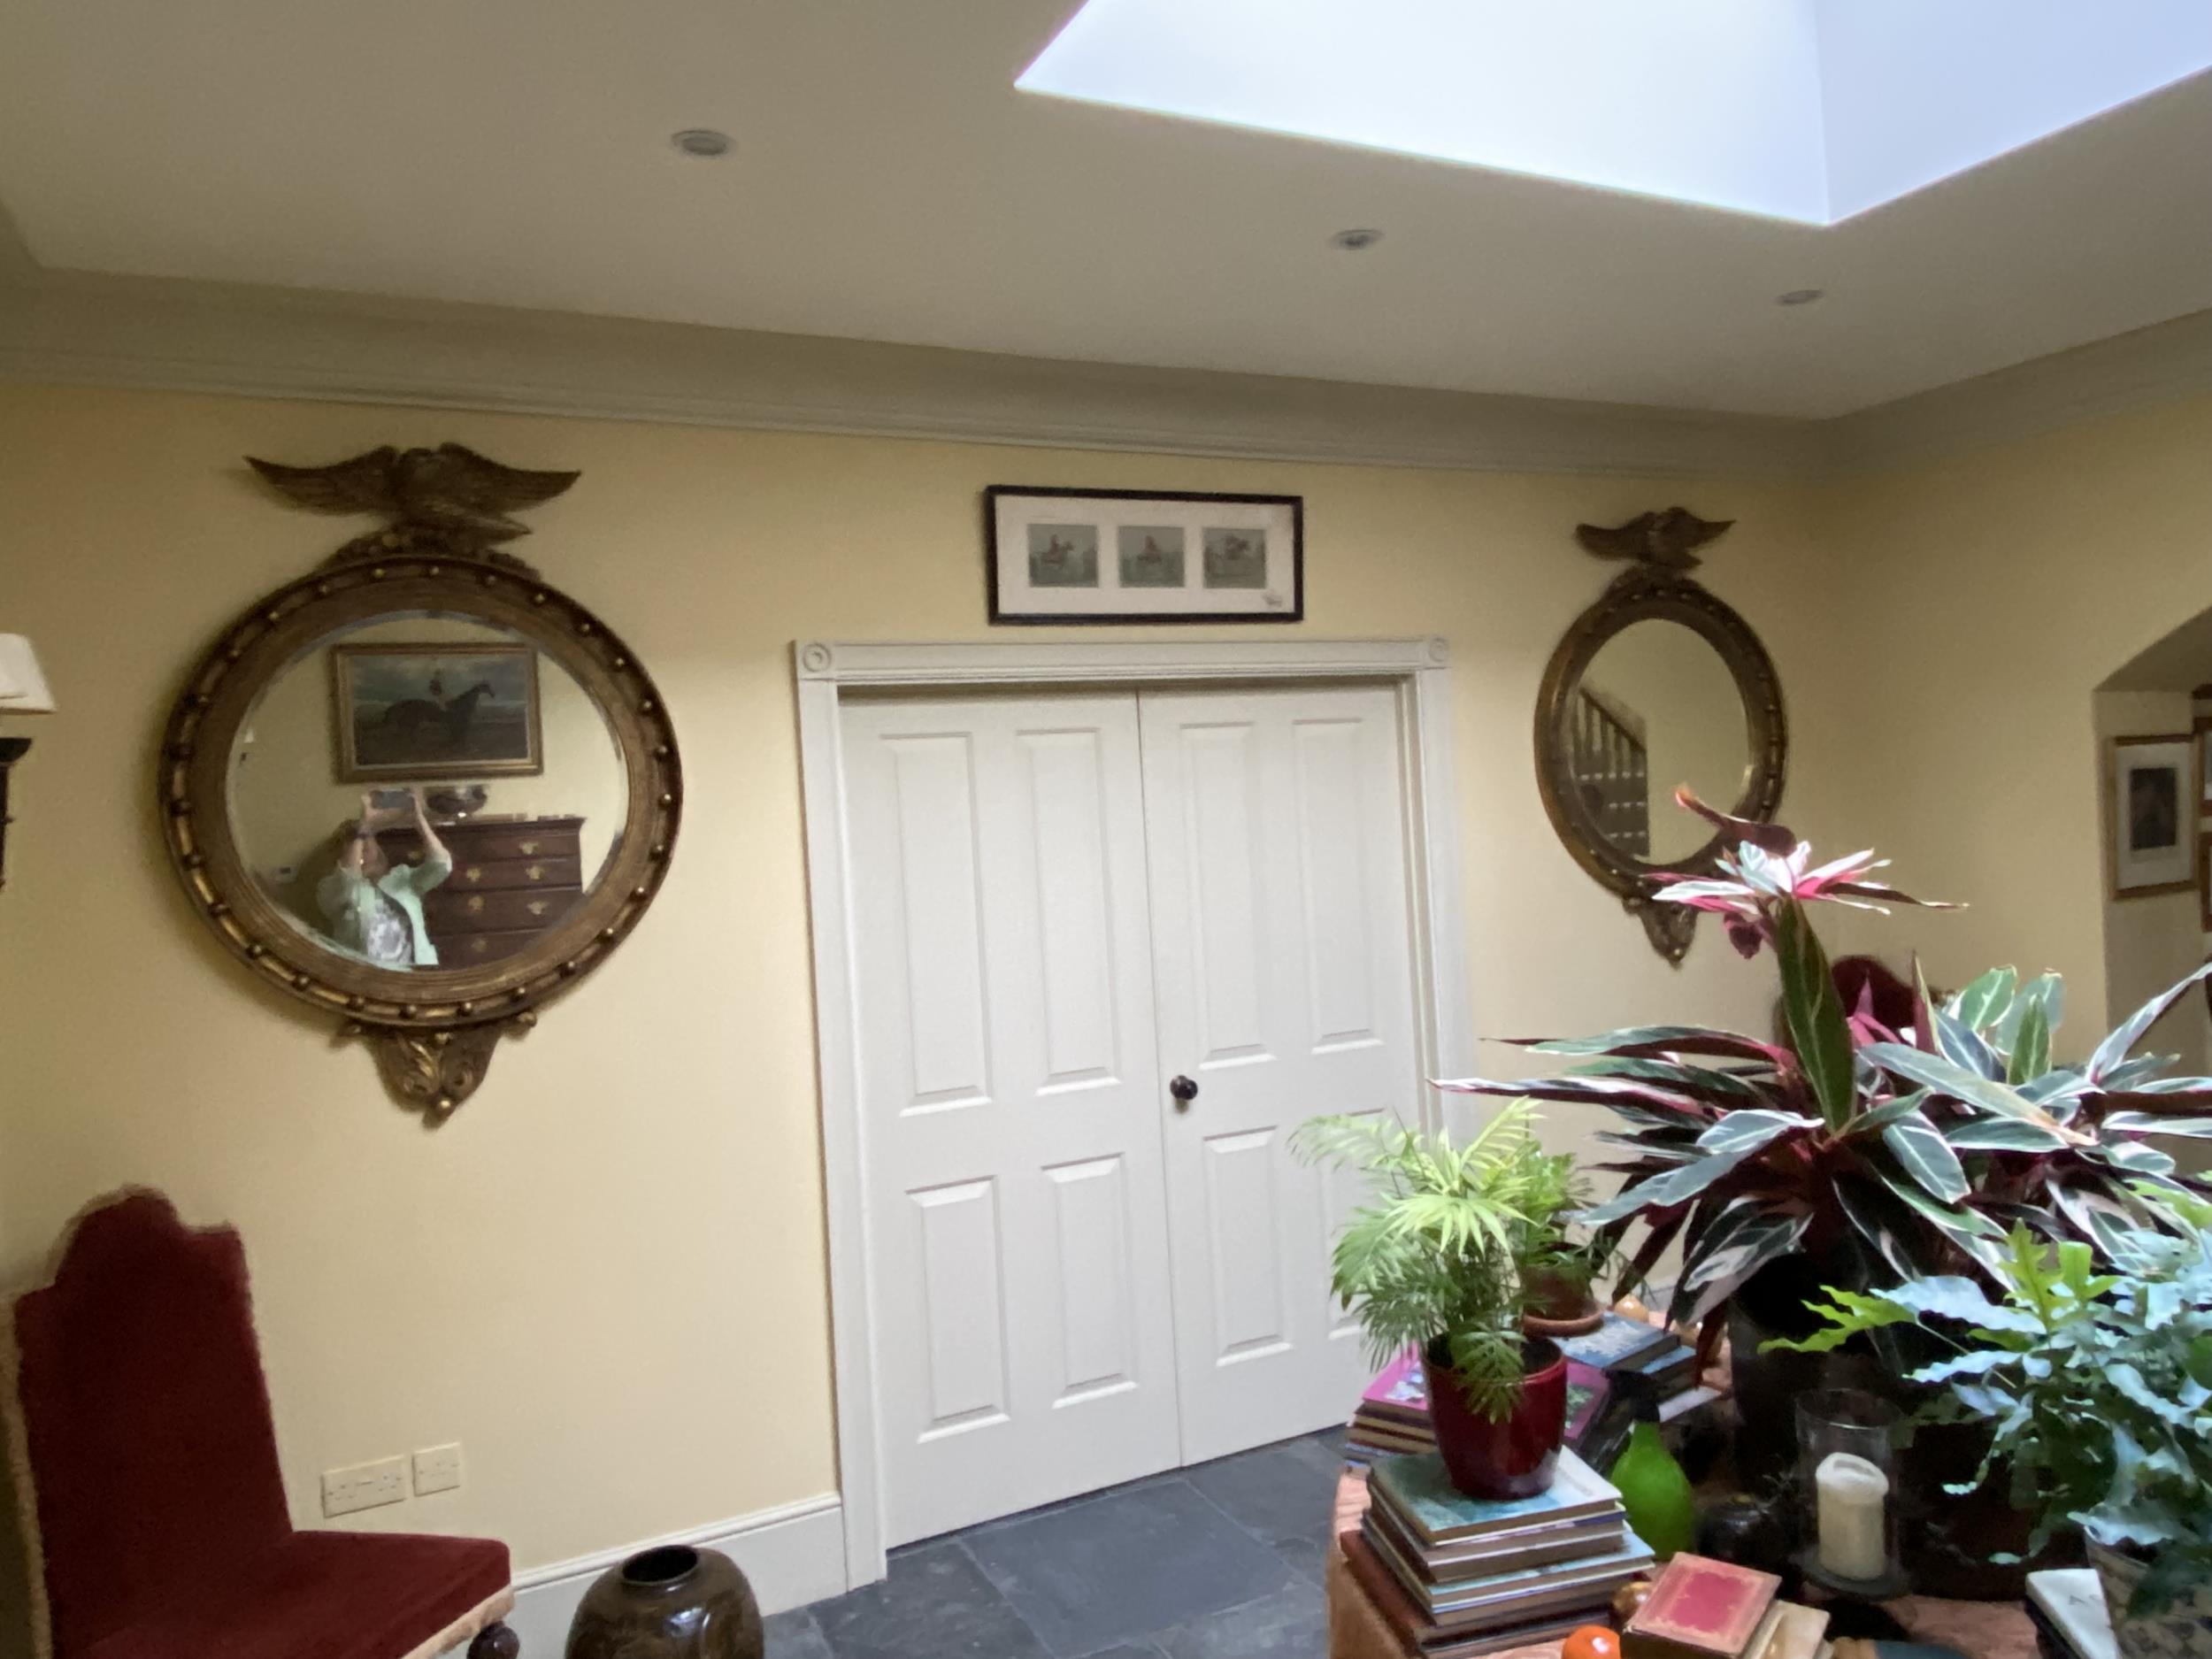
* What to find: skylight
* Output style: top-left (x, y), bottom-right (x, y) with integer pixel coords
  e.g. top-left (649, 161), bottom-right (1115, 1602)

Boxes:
top-left (1018, 0), bottom-right (2212, 225)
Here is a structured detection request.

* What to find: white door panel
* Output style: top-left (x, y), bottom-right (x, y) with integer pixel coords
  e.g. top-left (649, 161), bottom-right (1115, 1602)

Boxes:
top-left (1141, 684), bottom-right (1420, 1463)
top-left (845, 682), bottom-right (1424, 1538)
top-left (843, 695), bottom-right (1179, 1545)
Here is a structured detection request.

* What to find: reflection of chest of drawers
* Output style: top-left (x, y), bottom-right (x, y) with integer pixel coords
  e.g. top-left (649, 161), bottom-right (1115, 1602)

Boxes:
top-left (378, 816), bottom-right (587, 967)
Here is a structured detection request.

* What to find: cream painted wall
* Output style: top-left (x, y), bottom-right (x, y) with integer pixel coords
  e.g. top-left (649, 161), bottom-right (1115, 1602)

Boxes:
top-left (0, 381), bottom-right (1839, 1636)
top-left (1804, 394), bottom-right (2212, 1056)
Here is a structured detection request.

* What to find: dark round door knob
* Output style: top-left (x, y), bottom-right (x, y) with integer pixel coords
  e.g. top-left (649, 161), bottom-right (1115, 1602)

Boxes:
top-left (1169, 1076), bottom-right (1199, 1107)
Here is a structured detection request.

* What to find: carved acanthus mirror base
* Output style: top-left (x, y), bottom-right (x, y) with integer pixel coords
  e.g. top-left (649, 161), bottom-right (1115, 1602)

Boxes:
top-left (1536, 510), bottom-right (1786, 964)
top-left (159, 447), bottom-right (681, 1115)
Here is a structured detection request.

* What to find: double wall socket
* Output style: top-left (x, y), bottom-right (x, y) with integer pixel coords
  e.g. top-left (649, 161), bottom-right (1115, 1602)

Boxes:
top-left (321, 1455), bottom-right (407, 1517)
top-left (412, 1442), bottom-right (463, 1496)
top-left (321, 1442), bottom-right (464, 1516)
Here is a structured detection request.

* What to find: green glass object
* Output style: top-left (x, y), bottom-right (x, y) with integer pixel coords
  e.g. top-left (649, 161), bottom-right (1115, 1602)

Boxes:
top-left (1612, 1406), bottom-right (1697, 1559)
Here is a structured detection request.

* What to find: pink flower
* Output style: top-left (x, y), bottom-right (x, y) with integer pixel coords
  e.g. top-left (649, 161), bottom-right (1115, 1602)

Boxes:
top-left (1648, 790), bottom-right (1953, 956)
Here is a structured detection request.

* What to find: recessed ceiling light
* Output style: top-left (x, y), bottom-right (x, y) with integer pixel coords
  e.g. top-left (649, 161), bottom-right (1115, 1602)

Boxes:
top-left (1778, 288), bottom-right (1825, 306)
top-left (1330, 228), bottom-right (1384, 251)
top-left (671, 128), bottom-right (733, 159)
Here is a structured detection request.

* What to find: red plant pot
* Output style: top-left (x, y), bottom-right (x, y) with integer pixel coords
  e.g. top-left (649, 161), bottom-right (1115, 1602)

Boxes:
top-left (1425, 1337), bottom-right (1567, 1500)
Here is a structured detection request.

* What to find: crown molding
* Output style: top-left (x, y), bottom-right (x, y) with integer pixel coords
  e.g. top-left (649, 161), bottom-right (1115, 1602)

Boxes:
top-left (0, 268), bottom-right (1820, 480)
top-left (1824, 307), bottom-right (2212, 475)
top-left (1, 260), bottom-right (2207, 481)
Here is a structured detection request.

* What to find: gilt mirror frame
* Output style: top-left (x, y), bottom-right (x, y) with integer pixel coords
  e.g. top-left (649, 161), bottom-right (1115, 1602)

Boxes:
top-left (158, 449), bottom-right (681, 1117)
top-left (1534, 511), bottom-right (1786, 964)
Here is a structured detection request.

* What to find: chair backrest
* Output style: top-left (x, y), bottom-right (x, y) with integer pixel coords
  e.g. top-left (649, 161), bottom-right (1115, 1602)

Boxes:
top-left (4, 1190), bottom-right (291, 1655)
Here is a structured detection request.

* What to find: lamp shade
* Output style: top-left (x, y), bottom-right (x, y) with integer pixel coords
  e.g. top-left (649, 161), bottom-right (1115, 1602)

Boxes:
top-left (0, 635), bottom-right (55, 714)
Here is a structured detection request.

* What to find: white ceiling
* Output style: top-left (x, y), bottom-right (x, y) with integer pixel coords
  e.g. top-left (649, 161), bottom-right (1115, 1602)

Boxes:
top-left (1, 0), bottom-right (2208, 419)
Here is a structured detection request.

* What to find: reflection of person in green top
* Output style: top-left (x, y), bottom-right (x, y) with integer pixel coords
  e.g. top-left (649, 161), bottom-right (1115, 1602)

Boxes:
top-left (316, 787), bottom-right (453, 969)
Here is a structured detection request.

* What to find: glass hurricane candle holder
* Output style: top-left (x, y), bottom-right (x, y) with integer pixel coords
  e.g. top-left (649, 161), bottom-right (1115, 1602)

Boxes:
top-left (1795, 1388), bottom-right (1906, 1595)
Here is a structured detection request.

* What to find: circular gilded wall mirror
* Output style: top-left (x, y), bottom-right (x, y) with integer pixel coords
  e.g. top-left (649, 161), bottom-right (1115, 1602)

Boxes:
top-left (160, 448), bottom-right (681, 1115)
top-left (1535, 520), bottom-right (1785, 963)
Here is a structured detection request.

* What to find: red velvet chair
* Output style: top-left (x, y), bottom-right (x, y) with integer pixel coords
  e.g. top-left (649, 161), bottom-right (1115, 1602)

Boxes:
top-left (1, 1189), bottom-right (520, 1659)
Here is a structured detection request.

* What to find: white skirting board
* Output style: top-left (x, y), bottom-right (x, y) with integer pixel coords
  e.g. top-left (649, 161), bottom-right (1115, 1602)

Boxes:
top-left (502, 1494), bottom-right (847, 1653)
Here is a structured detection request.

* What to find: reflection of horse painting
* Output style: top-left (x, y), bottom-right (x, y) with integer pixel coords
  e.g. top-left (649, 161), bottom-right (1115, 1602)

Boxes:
top-left (334, 643), bottom-right (542, 780)
top-left (379, 681), bottom-right (495, 751)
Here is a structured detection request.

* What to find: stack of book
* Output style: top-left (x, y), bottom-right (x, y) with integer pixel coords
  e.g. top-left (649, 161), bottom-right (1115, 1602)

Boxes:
top-left (1619, 1555), bottom-right (1829, 1659)
top-left (1347, 1350), bottom-right (1435, 1463)
top-left (1347, 1351), bottom-right (1620, 1467)
top-left (1341, 1447), bottom-right (1656, 1655)
top-left (1553, 1315), bottom-right (1721, 1471)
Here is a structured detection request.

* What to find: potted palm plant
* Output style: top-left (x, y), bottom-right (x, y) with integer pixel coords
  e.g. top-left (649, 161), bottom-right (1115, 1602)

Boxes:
top-left (1294, 1102), bottom-right (1576, 1499)
top-left (1519, 1156), bottom-right (1613, 1337)
top-left (1768, 1203), bottom-right (2212, 1655)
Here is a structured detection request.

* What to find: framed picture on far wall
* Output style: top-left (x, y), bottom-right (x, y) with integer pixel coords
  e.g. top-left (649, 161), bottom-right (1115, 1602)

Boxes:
top-left (331, 641), bottom-right (543, 780)
top-left (2109, 733), bottom-right (2194, 898)
top-left (985, 487), bottom-right (1302, 624)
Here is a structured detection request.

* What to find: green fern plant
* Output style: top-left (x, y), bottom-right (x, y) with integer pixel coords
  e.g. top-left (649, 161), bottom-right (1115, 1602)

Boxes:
top-left (1294, 1102), bottom-right (1567, 1421)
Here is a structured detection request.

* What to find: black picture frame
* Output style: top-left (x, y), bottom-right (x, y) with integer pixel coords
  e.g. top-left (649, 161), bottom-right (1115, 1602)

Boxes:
top-left (984, 485), bottom-right (1304, 626)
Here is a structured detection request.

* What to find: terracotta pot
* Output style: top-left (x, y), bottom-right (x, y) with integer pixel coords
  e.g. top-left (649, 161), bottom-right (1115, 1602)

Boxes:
top-left (1425, 1336), bottom-right (1567, 1499)
top-left (566, 1545), bottom-right (764, 1659)
top-left (1521, 1266), bottom-right (1602, 1338)
top-left (2091, 1541), bottom-right (2212, 1659)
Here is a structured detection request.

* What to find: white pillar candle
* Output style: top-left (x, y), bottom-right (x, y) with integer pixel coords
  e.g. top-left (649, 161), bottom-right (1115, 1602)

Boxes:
top-left (1816, 1450), bottom-right (1890, 1582)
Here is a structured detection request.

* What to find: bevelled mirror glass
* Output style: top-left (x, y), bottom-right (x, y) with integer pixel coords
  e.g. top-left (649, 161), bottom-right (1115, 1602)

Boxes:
top-left (1536, 512), bottom-right (1786, 963)
top-left (1569, 618), bottom-right (1755, 866)
top-left (227, 611), bottom-right (630, 975)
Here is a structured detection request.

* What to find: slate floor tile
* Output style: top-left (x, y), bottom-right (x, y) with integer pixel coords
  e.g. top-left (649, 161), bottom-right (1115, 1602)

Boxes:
top-left (765, 1607), bottom-right (836, 1659)
top-left (1183, 1440), bottom-right (1343, 1546)
top-left (1156, 1576), bottom-right (1327, 1659)
top-left (810, 1539), bottom-right (1050, 1659)
top-left (960, 1477), bottom-right (1291, 1657)
top-left (1269, 1532), bottom-right (1336, 1584)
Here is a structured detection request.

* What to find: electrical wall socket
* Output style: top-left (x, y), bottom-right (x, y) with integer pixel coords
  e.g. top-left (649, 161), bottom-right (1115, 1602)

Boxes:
top-left (321, 1455), bottom-right (408, 1517)
top-left (412, 1442), bottom-right (463, 1497)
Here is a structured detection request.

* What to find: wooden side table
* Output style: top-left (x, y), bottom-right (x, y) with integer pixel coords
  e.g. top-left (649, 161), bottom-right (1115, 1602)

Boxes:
top-left (1325, 1469), bottom-right (2040, 1659)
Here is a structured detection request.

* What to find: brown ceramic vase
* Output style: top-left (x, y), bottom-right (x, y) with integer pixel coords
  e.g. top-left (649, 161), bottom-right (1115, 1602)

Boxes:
top-left (565, 1545), bottom-right (764, 1659)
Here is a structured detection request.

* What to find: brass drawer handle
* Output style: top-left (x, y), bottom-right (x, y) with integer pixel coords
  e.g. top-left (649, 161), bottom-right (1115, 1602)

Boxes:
top-left (464, 866), bottom-right (484, 884)
top-left (526, 864), bottom-right (545, 881)
top-left (518, 840), bottom-right (541, 856)
top-left (526, 899), bottom-right (549, 918)
top-left (469, 938), bottom-right (490, 956)
top-left (466, 895), bottom-right (485, 915)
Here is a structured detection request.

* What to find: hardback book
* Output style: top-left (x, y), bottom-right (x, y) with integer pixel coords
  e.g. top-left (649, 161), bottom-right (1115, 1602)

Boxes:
top-left (1363, 1519), bottom-right (1656, 1622)
top-left (1617, 1341), bottom-right (1697, 1386)
top-left (1755, 1601), bottom-right (1831, 1659)
top-left (1366, 1500), bottom-right (1624, 1580)
top-left (1564, 1358), bottom-right (1613, 1447)
top-left (1368, 1446), bottom-right (1618, 1544)
top-left (1657, 1384), bottom-right (1724, 1424)
top-left (1554, 1312), bottom-right (1675, 1370)
top-left (1622, 1554), bottom-right (1783, 1659)
top-left (2025, 1569), bottom-right (2114, 1659)
top-left (1360, 1349), bottom-right (1431, 1425)
top-left (1340, 1533), bottom-right (1617, 1655)
top-left (1341, 1532), bottom-right (1632, 1641)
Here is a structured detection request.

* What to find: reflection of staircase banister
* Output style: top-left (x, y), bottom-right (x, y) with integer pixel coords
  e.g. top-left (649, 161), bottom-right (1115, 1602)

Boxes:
top-left (1571, 687), bottom-right (1650, 856)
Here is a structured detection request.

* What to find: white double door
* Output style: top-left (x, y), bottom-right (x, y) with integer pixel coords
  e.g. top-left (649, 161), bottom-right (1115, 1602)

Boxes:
top-left (843, 682), bottom-right (1421, 1545)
